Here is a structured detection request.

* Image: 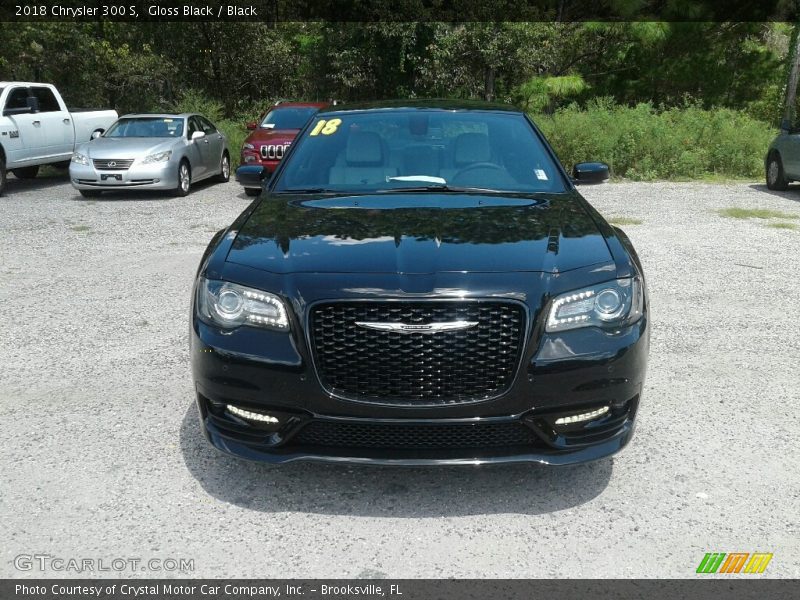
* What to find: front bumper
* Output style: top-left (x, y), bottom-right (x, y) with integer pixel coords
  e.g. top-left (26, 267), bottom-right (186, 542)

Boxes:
top-left (69, 160), bottom-right (178, 190)
top-left (191, 307), bottom-right (648, 466)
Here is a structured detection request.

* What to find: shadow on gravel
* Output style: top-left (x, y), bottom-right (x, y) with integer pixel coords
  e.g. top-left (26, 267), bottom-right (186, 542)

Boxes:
top-left (748, 183), bottom-right (800, 201)
top-left (4, 171), bottom-right (70, 193)
top-left (179, 402), bottom-right (613, 517)
top-left (67, 177), bottom-right (225, 202)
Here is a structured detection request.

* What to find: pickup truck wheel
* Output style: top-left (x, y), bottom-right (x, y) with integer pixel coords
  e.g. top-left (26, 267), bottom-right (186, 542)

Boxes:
top-left (0, 157), bottom-right (6, 197)
top-left (215, 152), bottom-right (231, 183)
top-left (79, 190), bottom-right (101, 198)
top-left (174, 160), bottom-right (191, 197)
top-left (766, 153), bottom-right (789, 191)
top-left (12, 165), bottom-right (39, 179)
top-left (245, 188), bottom-right (260, 197)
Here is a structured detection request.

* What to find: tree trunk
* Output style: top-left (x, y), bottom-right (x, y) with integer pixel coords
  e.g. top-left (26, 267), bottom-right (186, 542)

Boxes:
top-left (484, 66), bottom-right (495, 102)
top-left (784, 24), bottom-right (800, 127)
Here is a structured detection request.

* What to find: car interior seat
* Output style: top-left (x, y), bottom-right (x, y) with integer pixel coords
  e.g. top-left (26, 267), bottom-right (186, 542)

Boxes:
top-left (328, 131), bottom-right (398, 185)
top-left (440, 132), bottom-right (493, 181)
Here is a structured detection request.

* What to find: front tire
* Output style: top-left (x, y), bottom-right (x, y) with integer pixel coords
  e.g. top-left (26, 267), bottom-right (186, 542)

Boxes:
top-left (12, 165), bottom-right (39, 179)
top-left (215, 152), bottom-right (231, 183)
top-left (174, 160), bottom-right (191, 197)
top-left (766, 153), bottom-right (789, 191)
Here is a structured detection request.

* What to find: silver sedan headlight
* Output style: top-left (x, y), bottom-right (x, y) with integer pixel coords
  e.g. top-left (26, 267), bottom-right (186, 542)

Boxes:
top-left (71, 152), bottom-right (90, 166)
top-left (197, 278), bottom-right (289, 331)
top-left (142, 150), bottom-right (172, 164)
top-left (546, 277), bottom-right (644, 333)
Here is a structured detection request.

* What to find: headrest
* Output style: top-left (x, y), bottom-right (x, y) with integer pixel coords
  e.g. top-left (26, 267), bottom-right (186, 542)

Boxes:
top-left (454, 132), bottom-right (491, 165)
top-left (152, 121), bottom-right (169, 136)
top-left (346, 131), bottom-right (384, 166)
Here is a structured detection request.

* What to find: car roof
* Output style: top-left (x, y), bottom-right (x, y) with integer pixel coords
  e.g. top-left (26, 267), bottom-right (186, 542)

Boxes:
top-left (118, 113), bottom-right (194, 119)
top-left (0, 82), bottom-right (56, 87)
top-left (317, 99), bottom-right (522, 115)
top-left (269, 101), bottom-right (329, 109)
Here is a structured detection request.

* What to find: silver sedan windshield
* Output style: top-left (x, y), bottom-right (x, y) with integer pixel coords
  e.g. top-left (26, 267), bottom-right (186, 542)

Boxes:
top-left (105, 117), bottom-right (184, 138)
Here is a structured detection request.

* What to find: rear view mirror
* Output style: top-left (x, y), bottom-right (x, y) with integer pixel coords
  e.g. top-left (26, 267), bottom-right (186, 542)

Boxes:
top-left (572, 162), bottom-right (610, 184)
top-left (246, 121), bottom-right (258, 130)
top-left (91, 130), bottom-right (103, 140)
top-left (191, 131), bottom-right (206, 141)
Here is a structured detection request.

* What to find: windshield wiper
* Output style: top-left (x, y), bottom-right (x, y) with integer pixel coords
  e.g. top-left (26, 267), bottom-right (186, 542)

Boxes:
top-left (382, 184), bottom-right (504, 194)
top-left (277, 187), bottom-right (337, 194)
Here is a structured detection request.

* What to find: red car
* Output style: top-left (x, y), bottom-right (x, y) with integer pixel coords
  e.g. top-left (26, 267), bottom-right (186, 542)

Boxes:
top-left (238, 101), bottom-right (328, 195)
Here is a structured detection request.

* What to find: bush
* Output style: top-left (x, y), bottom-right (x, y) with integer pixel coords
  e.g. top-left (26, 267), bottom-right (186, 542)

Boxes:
top-left (534, 99), bottom-right (776, 181)
top-left (217, 120), bottom-right (249, 169)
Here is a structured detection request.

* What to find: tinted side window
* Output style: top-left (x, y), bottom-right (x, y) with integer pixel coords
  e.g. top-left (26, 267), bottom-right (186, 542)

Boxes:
top-left (5, 87), bottom-right (30, 110)
top-left (32, 87), bottom-right (61, 112)
top-left (199, 117), bottom-right (217, 135)
top-left (187, 117), bottom-right (202, 137)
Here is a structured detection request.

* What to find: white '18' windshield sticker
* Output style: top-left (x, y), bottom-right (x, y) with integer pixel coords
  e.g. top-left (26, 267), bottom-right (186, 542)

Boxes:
top-left (535, 169), bottom-right (548, 180)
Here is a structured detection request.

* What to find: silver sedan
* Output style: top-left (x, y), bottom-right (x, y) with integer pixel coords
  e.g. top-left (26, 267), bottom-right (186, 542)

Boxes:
top-left (69, 113), bottom-right (230, 197)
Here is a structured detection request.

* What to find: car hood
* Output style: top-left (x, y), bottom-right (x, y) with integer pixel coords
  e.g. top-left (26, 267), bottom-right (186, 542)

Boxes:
top-left (82, 137), bottom-right (179, 158)
top-left (225, 192), bottom-right (613, 275)
top-left (244, 128), bottom-right (299, 146)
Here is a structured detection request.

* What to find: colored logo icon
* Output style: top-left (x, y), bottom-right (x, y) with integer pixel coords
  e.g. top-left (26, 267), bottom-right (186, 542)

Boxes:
top-left (696, 552), bottom-right (773, 574)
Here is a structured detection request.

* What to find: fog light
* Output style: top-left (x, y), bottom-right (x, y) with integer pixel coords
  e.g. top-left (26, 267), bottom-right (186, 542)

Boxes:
top-left (554, 406), bottom-right (609, 425)
top-left (227, 404), bottom-right (280, 424)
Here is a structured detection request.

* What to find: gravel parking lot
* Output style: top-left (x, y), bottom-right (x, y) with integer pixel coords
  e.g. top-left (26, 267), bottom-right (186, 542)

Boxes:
top-left (1, 172), bottom-right (799, 578)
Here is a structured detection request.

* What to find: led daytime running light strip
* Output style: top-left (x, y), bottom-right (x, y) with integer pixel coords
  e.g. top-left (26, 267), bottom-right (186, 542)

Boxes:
top-left (554, 406), bottom-right (609, 425)
top-left (549, 290), bottom-right (595, 326)
top-left (227, 405), bottom-right (280, 423)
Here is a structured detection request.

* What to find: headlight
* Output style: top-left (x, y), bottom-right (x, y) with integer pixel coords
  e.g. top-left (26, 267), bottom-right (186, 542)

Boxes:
top-left (242, 143), bottom-right (255, 151)
top-left (197, 278), bottom-right (289, 331)
top-left (141, 151), bottom-right (172, 164)
top-left (546, 277), bottom-right (643, 333)
top-left (71, 153), bottom-right (90, 166)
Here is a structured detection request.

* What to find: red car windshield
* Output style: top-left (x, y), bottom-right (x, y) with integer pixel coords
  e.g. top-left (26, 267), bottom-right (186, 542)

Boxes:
top-left (260, 107), bottom-right (319, 130)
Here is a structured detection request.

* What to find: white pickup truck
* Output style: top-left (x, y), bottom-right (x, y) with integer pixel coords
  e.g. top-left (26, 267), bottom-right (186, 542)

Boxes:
top-left (0, 82), bottom-right (117, 195)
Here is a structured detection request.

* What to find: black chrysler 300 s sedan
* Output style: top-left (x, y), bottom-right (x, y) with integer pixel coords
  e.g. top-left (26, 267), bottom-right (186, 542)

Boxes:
top-left (192, 100), bottom-right (649, 466)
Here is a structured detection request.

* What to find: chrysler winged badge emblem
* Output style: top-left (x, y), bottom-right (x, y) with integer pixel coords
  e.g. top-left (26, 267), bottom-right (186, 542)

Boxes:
top-left (355, 320), bottom-right (478, 334)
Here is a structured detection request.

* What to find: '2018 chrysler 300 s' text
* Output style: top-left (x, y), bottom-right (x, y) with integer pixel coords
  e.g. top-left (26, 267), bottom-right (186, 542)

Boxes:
top-left (191, 100), bottom-right (649, 466)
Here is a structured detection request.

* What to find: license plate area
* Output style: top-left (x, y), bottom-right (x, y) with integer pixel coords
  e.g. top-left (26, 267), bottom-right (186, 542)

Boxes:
top-left (101, 174), bottom-right (123, 181)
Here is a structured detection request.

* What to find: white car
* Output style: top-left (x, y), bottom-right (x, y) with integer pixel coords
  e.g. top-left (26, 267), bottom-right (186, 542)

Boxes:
top-left (69, 113), bottom-right (231, 198)
top-left (0, 82), bottom-right (117, 195)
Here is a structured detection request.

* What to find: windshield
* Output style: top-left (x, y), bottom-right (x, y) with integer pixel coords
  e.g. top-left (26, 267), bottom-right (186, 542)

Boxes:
top-left (273, 109), bottom-right (566, 194)
top-left (105, 117), bottom-right (184, 138)
top-left (260, 107), bottom-right (320, 130)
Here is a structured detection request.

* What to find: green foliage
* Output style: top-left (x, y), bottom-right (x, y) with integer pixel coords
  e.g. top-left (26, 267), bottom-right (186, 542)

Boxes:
top-left (536, 100), bottom-right (776, 180)
top-left (515, 74), bottom-right (588, 113)
top-left (171, 89), bottom-right (225, 123)
top-left (217, 120), bottom-right (249, 169)
top-left (718, 208), bottom-right (799, 220)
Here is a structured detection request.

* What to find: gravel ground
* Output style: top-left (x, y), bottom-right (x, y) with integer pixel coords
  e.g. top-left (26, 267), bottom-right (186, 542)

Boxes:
top-left (1, 173), bottom-right (799, 579)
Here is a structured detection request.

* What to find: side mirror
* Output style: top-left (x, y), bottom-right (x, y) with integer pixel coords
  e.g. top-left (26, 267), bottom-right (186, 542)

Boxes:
top-left (572, 162), bottom-right (610, 184)
top-left (191, 131), bottom-right (206, 141)
top-left (91, 130), bottom-right (103, 140)
top-left (246, 121), bottom-right (258, 130)
top-left (781, 118), bottom-right (792, 132)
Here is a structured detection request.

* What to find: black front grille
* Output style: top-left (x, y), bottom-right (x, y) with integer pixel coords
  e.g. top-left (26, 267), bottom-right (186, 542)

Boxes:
top-left (293, 420), bottom-right (540, 450)
top-left (93, 159), bottom-right (134, 170)
top-left (310, 301), bottom-right (525, 405)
